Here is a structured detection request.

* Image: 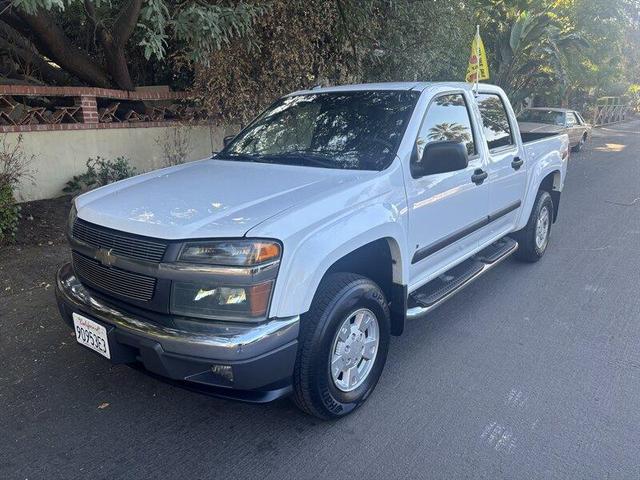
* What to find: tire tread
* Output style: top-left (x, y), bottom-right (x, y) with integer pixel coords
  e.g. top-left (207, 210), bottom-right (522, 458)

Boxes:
top-left (513, 190), bottom-right (553, 262)
top-left (292, 273), bottom-right (384, 419)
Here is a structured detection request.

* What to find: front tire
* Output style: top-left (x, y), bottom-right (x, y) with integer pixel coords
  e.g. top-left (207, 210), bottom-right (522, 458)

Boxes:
top-left (292, 273), bottom-right (390, 419)
top-left (513, 190), bottom-right (554, 263)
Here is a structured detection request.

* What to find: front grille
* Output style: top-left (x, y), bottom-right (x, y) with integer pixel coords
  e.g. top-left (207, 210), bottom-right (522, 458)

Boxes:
top-left (72, 219), bottom-right (167, 263)
top-left (72, 252), bottom-right (157, 302)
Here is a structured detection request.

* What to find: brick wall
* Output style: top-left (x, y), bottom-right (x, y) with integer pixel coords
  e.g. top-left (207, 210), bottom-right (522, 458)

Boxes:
top-left (0, 85), bottom-right (199, 134)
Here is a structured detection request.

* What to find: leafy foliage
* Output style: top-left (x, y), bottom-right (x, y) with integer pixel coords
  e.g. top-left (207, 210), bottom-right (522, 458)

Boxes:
top-left (337, 1), bottom-right (474, 83)
top-left (0, 183), bottom-right (20, 243)
top-left (2, 0), bottom-right (639, 112)
top-left (193, 0), bottom-right (351, 123)
top-left (477, 0), bottom-right (639, 109)
top-left (193, 0), bottom-right (474, 122)
top-left (0, 134), bottom-right (33, 243)
top-left (138, 0), bottom-right (266, 64)
top-left (4, 0), bottom-right (266, 89)
top-left (63, 156), bottom-right (137, 194)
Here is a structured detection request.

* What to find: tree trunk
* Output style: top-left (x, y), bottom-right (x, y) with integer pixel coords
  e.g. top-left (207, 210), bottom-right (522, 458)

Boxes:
top-left (85, 0), bottom-right (144, 90)
top-left (8, 10), bottom-right (111, 88)
top-left (104, 46), bottom-right (134, 90)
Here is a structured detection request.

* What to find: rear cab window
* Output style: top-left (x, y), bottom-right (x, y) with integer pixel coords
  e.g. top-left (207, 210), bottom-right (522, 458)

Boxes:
top-left (412, 93), bottom-right (477, 173)
top-left (476, 93), bottom-right (515, 151)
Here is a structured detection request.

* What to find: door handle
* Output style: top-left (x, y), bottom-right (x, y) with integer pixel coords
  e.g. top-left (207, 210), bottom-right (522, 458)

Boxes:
top-left (471, 169), bottom-right (488, 185)
top-left (511, 157), bottom-right (524, 170)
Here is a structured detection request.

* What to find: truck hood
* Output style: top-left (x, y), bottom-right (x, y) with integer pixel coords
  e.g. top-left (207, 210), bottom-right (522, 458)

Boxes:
top-left (75, 158), bottom-right (367, 239)
top-left (518, 122), bottom-right (565, 134)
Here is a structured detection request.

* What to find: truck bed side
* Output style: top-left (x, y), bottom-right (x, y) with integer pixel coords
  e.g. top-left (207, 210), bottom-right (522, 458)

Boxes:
top-left (516, 133), bottom-right (569, 231)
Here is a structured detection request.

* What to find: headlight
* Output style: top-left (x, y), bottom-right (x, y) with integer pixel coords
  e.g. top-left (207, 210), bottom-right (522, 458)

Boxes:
top-left (171, 280), bottom-right (273, 321)
top-left (172, 239), bottom-right (281, 321)
top-left (178, 240), bottom-right (281, 266)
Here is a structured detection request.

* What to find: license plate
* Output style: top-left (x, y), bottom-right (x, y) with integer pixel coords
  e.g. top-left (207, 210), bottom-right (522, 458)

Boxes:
top-left (73, 313), bottom-right (111, 359)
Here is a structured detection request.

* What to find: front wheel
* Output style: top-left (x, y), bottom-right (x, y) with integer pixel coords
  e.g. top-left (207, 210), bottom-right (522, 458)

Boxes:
top-left (292, 273), bottom-right (390, 419)
top-left (512, 190), bottom-right (554, 263)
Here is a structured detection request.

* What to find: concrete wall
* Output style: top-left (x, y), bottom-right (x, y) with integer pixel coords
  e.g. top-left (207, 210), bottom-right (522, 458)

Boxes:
top-left (11, 124), bottom-right (236, 202)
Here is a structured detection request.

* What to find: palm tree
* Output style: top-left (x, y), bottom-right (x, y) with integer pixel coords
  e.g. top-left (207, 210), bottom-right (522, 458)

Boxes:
top-left (481, 8), bottom-right (588, 109)
top-left (427, 122), bottom-right (471, 143)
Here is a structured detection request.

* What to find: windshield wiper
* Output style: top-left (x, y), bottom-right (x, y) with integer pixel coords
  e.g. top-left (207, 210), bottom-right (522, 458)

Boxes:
top-left (256, 150), bottom-right (343, 169)
top-left (214, 152), bottom-right (258, 162)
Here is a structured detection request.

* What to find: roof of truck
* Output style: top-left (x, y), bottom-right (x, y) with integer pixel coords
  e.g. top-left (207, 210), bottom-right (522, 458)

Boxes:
top-left (289, 81), bottom-right (502, 95)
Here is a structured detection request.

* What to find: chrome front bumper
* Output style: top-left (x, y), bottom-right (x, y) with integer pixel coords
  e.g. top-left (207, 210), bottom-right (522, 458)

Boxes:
top-left (55, 263), bottom-right (299, 398)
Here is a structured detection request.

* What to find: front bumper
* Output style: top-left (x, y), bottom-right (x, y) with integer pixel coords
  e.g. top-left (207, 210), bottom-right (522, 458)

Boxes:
top-left (55, 263), bottom-right (299, 402)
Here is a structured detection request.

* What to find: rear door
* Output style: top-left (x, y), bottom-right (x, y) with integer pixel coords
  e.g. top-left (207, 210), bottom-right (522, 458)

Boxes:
top-left (476, 92), bottom-right (527, 238)
top-left (405, 91), bottom-right (490, 288)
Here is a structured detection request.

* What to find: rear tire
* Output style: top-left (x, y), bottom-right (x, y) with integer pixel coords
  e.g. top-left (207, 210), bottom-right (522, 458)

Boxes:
top-left (512, 190), bottom-right (554, 263)
top-left (292, 273), bottom-right (390, 420)
top-left (572, 134), bottom-right (586, 152)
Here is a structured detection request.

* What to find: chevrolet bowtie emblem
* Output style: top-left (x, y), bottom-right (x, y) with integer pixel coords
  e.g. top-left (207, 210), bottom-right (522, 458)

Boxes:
top-left (95, 248), bottom-right (116, 267)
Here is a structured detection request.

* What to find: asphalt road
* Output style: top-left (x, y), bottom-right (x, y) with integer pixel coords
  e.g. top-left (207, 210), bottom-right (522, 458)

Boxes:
top-left (1, 120), bottom-right (639, 479)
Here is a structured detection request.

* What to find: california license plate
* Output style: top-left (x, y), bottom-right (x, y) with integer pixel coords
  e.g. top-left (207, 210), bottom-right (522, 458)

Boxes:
top-left (73, 313), bottom-right (111, 359)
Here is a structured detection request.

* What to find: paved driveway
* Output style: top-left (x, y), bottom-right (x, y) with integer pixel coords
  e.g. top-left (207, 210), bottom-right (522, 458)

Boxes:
top-left (1, 120), bottom-right (639, 479)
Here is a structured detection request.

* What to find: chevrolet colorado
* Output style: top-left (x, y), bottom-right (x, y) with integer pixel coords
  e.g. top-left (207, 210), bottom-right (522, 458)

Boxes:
top-left (56, 82), bottom-right (569, 419)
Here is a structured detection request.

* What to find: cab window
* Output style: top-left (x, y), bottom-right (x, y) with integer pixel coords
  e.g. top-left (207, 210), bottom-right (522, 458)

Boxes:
top-left (477, 93), bottom-right (514, 150)
top-left (566, 112), bottom-right (577, 126)
top-left (414, 93), bottom-right (476, 165)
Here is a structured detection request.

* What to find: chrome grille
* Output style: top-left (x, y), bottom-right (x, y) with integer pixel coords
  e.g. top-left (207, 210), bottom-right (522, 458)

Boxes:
top-left (72, 219), bottom-right (167, 263)
top-left (72, 252), bottom-right (156, 302)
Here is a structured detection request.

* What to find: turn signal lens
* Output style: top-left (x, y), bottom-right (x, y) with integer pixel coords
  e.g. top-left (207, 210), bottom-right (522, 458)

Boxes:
top-left (247, 282), bottom-right (273, 317)
top-left (255, 242), bottom-right (281, 264)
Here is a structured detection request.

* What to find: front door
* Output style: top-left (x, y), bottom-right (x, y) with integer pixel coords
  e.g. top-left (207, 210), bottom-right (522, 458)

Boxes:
top-left (476, 92), bottom-right (528, 238)
top-left (405, 91), bottom-right (490, 290)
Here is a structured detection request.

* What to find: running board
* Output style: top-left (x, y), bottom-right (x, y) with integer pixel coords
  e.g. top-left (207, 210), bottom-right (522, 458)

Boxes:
top-left (406, 236), bottom-right (518, 320)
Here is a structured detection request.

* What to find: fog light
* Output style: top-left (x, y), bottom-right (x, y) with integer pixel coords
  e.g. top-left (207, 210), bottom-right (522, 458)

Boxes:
top-left (211, 364), bottom-right (234, 382)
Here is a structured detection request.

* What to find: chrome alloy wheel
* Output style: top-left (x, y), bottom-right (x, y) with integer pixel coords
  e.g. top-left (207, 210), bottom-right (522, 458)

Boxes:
top-left (330, 308), bottom-right (380, 392)
top-left (535, 205), bottom-right (550, 251)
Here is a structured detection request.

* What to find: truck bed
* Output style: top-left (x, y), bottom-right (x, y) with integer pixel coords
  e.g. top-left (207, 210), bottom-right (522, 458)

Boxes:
top-left (520, 131), bottom-right (560, 143)
top-left (520, 131), bottom-right (569, 167)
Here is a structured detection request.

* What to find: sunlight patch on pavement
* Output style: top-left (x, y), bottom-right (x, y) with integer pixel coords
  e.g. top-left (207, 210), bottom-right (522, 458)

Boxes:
top-left (594, 143), bottom-right (626, 153)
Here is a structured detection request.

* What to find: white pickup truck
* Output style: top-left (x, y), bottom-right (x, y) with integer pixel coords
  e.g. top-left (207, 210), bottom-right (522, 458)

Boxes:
top-left (56, 82), bottom-right (569, 419)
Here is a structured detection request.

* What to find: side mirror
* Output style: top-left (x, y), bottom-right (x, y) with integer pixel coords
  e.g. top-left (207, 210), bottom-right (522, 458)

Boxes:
top-left (223, 135), bottom-right (235, 148)
top-left (414, 141), bottom-right (469, 177)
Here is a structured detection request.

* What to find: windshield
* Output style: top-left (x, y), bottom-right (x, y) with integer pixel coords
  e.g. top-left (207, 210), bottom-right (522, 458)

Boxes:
top-left (220, 90), bottom-right (420, 171)
top-left (518, 109), bottom-right (565, 126)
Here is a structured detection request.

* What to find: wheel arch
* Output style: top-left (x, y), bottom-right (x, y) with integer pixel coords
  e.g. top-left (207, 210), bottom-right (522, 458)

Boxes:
top-left (322, 237), bottom-right (407, 336)
top-left (272, 232), bottom-right (408, 337)
top-left (538, 170), bottom-right (562, 222)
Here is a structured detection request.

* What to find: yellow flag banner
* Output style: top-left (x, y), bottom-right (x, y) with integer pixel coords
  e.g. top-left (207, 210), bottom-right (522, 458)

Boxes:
top-left (465, 30), bottom-right (489, 83)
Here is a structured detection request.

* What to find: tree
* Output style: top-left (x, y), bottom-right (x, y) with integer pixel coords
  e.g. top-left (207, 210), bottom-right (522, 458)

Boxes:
top-left (476, 0), bottom-right (639, 109)
top-left (192, 0), bottom-right (351, 123)
top-left (0, 0), bottom-right (266, 89)
top-left (335, 0), bottom-right (474, 83)
top-left (427, 122), bottom-right (471, 143)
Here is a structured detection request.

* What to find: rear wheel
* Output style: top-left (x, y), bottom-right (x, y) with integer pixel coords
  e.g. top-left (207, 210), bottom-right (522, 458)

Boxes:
top-left (572, 133), bottom-right (586, 152)
top-left (512, 190), bottom-right (554, 263)
top-left (292, 273), bottom-right (390, 419)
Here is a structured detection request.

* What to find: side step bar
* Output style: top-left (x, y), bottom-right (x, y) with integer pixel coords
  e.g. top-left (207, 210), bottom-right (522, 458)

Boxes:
top-left (406, 236), bottom-right (518, 320)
